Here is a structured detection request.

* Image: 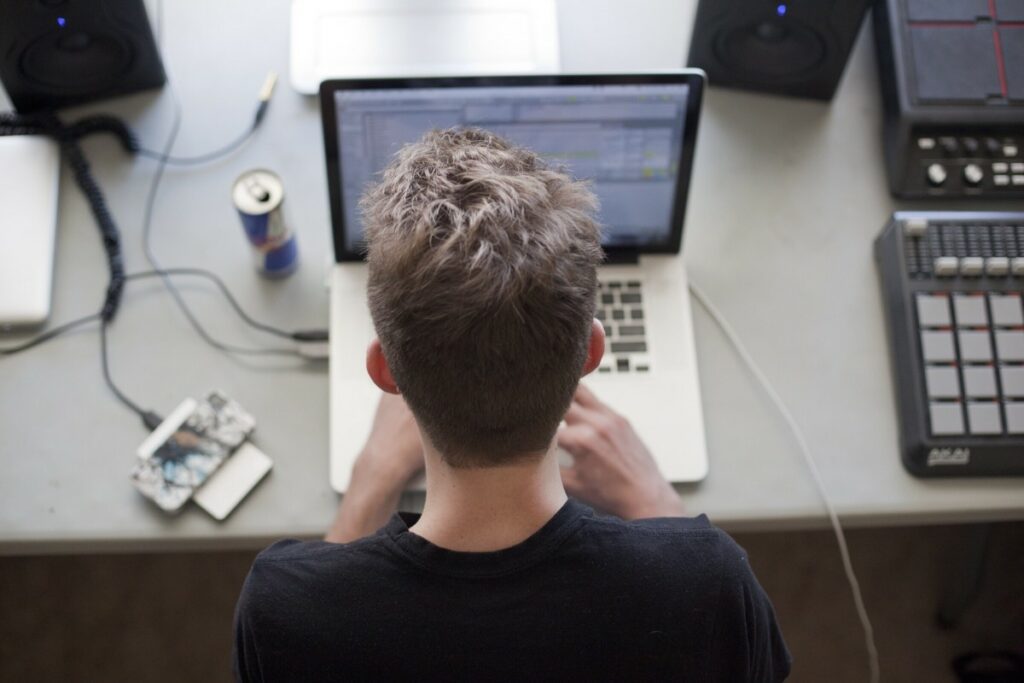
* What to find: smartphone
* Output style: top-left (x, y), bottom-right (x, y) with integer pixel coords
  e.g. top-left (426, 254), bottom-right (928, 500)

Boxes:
top-left (131, 391), bottom-right (256, 512)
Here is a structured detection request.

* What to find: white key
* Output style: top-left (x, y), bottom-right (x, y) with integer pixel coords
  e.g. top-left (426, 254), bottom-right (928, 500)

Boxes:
top-left (995, 331), bottom-right (1024, 361)
top-left (989, 294), bottom-right (1023, 326)
top-left (959, 257), bottom-right (984, 277)
top-left (999, 367), bottom-right (1024, 398)
top-left (934, 256), bottom-right (959, 277)
top-left (904, 218), bottom-right (928, 237)
top-left (916, 294), bottom-right (951, 327)
top-left (986, 257), bottom-right (1009, 276)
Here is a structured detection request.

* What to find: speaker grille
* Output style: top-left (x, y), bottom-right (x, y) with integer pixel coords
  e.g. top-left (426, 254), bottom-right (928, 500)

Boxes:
top-left (21, 30), bottom-right (134, 92)
top-left (713, 19), bottom-right (826, 81)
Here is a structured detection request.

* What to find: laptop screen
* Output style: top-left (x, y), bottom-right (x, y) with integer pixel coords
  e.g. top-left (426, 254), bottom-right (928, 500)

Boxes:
top-left (321, 75), bottom-right (704, 260)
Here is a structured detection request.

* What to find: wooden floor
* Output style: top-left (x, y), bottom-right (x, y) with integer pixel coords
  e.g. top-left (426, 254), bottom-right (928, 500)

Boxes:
top-left (2, 522), bottom-right (1021, 682)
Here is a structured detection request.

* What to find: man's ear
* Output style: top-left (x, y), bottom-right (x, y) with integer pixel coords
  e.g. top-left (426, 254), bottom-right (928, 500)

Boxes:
top-left (366, 338), bottom-right (400, 394)
top-left (581, 319), bottom-right (606, 377)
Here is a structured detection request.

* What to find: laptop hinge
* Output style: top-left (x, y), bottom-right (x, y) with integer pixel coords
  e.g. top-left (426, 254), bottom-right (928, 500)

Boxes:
top-left (602, 249), bottom-right (640, 265)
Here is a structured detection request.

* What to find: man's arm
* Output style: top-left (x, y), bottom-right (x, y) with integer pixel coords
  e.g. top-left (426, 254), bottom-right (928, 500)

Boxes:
top-left (710, 532), bottom-right (792, 682)
top-left (325, 394), bottom-right (425, 543)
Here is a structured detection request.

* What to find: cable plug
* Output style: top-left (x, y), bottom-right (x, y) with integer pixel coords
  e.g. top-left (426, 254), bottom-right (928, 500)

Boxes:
top-left (141, 411), bottom-right (164, 431)
top-left (254, 71), bottom-right (278, 125)
top-left (291, 329), bottom-right (328, 342)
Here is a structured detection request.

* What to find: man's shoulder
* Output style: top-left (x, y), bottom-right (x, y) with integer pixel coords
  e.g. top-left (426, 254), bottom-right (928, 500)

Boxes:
top-left (251, 534), bottom-right (389, 571)
top-left (580, 512), bottom-right (732, 550)
top-left (242, 535), bottom-right (390, 597)
top-left (574, 512), bottom-right (748, 582)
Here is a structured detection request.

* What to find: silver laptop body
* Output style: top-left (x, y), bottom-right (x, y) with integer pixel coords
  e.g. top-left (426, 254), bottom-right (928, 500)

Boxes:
top-left (320, 73), bottom-right (709, 491)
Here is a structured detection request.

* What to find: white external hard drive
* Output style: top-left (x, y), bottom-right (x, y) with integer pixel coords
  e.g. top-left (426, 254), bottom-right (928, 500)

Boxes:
top-left (0, 135), bottom-right (60, 329)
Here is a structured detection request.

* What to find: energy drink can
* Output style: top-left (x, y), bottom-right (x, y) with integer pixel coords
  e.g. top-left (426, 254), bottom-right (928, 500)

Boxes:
top-left (231, 169), bottom-right (298, 278)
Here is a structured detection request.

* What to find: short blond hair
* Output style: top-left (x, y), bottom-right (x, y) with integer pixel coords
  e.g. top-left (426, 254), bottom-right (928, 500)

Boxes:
top-left (361, 128), bottom-right (603, 467)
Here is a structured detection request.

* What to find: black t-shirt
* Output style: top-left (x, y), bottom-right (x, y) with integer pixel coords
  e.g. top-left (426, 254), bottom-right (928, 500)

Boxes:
top-left (233, 500), bottom-right (790, 682)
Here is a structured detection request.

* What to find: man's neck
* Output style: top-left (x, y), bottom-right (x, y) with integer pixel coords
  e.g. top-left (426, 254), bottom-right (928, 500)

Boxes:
top-left (409, 444), bottom-right (568, 552)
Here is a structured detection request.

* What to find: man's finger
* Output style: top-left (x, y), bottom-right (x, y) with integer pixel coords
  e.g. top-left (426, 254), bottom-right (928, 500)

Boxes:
top-left (574, 382), bottom-right (604, 410)
top-left (559, 464), bottom-right (583, 496)
top-left (563, 402), bottom-right (601, 426)
top-left (557, 424), bottom-right (598, 457)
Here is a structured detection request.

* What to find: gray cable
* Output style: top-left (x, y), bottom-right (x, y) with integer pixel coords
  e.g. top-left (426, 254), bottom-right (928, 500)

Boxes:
top-left (145, 0), bottom-right (301, 358)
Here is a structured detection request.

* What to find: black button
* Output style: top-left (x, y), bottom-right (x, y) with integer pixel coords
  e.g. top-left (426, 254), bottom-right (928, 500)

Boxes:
top-left (617, 358), bottom-right (630, 372)
top-left (630, 309), bottom-right (644, 320)
top-left (939, 137), bottom-right (958, 156)
top-left (620, 292), bottom-right (642, 304)
top-left (961, 137), bottom-right (979, 156)
top-left (611, 309), bottom-right (625, 321)
top-left (600, 293), bottom-right (614, 305)
top-left (611, 341), bottom-right (647, 354)
top-left (984, 138), bottom-right (1002, 156)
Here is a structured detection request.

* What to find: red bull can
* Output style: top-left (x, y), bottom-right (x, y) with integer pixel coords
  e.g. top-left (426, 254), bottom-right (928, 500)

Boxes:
top-left (231, 169), bottom-right (298, 278)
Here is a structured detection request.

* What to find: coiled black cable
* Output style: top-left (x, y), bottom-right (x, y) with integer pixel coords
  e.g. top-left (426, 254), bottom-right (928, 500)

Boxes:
top-left (0, 111), bottom-right (137, 322)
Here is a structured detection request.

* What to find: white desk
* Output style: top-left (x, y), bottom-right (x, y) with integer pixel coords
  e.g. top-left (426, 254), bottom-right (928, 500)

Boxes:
top-left (1, 0), bottom-right (1022, 554)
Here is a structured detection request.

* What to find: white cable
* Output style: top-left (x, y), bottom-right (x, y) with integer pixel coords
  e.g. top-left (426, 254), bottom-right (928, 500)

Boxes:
top-left (689, 281), bottom-right (881, 683)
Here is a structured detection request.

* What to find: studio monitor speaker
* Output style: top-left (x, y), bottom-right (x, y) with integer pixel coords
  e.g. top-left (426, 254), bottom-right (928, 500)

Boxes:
top-left (0, 0), bottom-right (166, 113)
top-left (687, 0), bottom-right (872, 100)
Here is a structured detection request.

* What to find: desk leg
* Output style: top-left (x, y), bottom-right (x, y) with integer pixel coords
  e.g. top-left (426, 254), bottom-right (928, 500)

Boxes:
top-left (936, 524), bottom-right (992, 630)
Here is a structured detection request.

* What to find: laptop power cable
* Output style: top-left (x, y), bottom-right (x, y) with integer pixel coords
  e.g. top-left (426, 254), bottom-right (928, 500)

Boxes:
top-left (689, 280), bottom-right (881, 683)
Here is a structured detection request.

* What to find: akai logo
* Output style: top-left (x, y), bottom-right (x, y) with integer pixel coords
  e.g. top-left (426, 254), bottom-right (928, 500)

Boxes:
top-left (927, 447), bottom-right (971, 466)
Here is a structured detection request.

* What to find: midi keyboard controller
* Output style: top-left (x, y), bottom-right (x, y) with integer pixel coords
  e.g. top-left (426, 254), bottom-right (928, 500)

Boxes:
top-left (876, 212), bottom-right (1024, 476)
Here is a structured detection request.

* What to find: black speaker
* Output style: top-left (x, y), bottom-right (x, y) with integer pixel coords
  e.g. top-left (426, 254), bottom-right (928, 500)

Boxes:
top-left (687, 0), bottom-right (872, 100)
top-left (0, 0), bottom-right (166, 113)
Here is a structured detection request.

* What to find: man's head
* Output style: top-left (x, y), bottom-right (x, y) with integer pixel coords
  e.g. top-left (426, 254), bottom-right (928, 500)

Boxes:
top-left (361, 128), bottom-right (604, 467)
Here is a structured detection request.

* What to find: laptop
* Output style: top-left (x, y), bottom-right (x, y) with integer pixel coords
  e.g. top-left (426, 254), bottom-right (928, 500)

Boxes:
top-left (320, 73), bottom-right (709, 492)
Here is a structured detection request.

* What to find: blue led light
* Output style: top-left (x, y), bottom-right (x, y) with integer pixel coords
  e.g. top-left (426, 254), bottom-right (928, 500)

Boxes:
top-left (56, 16), bottom-right (66, 27)
top-left (776, 4), bottom-right (787, 16)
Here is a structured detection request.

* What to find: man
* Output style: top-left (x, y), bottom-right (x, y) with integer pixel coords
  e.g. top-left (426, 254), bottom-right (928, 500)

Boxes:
top-left (233, 128), bottom-right (790, 681)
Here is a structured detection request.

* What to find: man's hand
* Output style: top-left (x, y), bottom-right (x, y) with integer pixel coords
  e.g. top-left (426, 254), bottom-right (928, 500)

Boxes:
top-left (557, 384), bottom-right (684, 520)
top-left (326, 394), bottom-right (425, 543)
top-left (354, 393), bottom-right (425, 488)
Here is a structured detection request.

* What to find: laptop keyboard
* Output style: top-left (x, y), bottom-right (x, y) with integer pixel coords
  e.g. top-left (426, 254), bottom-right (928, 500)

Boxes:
top-left (596, 280), bottom-right (651, 374)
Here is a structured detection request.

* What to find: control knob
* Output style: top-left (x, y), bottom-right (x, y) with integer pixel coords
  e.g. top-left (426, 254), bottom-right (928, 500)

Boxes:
top-left (926, 163), bottom-right (947, 187)
top-left (963, 163), bottom-right (984, 186)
